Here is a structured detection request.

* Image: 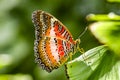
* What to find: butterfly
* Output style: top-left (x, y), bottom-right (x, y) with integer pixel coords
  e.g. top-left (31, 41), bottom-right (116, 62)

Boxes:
top-left (32, 10), bottom-right (80, 72)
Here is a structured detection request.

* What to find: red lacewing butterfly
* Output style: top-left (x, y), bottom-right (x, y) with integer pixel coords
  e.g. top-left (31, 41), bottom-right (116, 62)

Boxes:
top-left (32, 10), bottom-right (80, 72)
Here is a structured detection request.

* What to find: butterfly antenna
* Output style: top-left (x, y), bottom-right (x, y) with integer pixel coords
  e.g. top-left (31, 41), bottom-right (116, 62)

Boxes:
top-left (78, 27), bottom-right (88, 39)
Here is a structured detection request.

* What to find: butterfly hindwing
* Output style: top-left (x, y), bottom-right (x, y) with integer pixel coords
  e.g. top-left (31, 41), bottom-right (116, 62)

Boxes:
top-left (32, 10), bottom-right (78, 72)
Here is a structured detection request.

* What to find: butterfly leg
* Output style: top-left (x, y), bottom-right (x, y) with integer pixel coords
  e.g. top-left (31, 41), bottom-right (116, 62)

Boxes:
top-left (78, 47), bottom-right (87, 62)
top-left (78, 47), bottom-right (84, 54)
top-left (69, 53), bottom-right (73, 61)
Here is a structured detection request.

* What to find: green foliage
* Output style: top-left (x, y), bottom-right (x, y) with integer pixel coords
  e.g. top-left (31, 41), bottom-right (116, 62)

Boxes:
top-left (0, 74), bottom-right (33, 80)
top-left (66, 45), bottom-right (120, 80)
top-left (88, 13), bottom-right (120, 56)
top-left (66, 46), bottom-right (107, 80)
top-left (0, 0), bottom-right (120, 80)
top-left (90, 21), bottom-right (120, 56)
top-left (108, 0), bottom-right (120, 2)
top-left (87, 13), bottom-right (120, 21)
top-left (66, 13), bottom-right (120, 80)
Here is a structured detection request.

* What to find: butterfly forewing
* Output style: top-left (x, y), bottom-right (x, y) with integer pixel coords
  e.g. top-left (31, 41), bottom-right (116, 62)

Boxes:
top-left (32, 10), bottom-right (77, 72)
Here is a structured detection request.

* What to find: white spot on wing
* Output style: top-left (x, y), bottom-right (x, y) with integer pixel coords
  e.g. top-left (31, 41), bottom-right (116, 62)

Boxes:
top-left (50, 27), bottom-right (56, 36)
top-left (50, 38), bottom-right (59, 62)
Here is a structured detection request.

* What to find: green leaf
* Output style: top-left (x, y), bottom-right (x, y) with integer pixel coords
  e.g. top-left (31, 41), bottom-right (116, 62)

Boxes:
top-left (87, 13), bottom-right (120, 21)
top-left (66, 46), bottom-right (108, 80)
top-left (89, 21), bottom-right (120, 56)
top-left (0, 74), bottom-right (33, 80)
top-left (107, 0), bottom-right (120, 2)
top-left (66, 46), bottom-right (120, 80)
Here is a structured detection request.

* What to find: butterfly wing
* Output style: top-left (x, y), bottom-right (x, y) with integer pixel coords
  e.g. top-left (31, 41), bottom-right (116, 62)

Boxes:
top-left (32, 10), bottom-right (76, 72)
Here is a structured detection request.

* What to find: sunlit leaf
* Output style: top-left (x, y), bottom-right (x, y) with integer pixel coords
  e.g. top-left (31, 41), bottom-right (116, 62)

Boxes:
top-left (0, 74), bottom-right (33, 80)
top-left (107, 0), bottom-right (120, 2)
top-left (66, 46), bottom-right (120, 80)
top-left (87, 13), bottom-right (120, 21)
top-left (90, 21), bottom-right (120, 56)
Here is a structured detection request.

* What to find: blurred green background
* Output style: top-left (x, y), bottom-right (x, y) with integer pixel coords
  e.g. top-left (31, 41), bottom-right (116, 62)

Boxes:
top-left (0, 0), bottom-right (120, 80)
